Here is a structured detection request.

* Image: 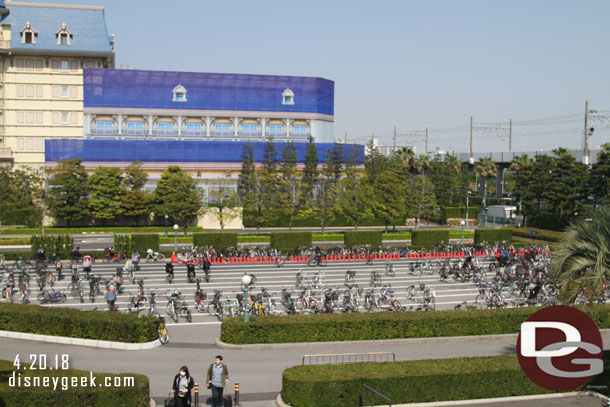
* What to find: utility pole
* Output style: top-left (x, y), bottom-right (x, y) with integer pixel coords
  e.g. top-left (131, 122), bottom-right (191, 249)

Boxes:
top-left (425, 127), bottom-right (428, 155)
top-left (509, 119), bottom-right (512, 152)
top-left (469, 116), bottom-right (473, 163)
top-left (393, 124), bottom-right (397, 152)
top-left (344, 131), bottom-right (347, 144)
top-left (584, 100), bottom-right (589, 165)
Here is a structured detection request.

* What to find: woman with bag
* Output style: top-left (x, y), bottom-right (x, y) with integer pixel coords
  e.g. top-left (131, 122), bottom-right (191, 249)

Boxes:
top-left (170, 365), bottom-right (195, 407)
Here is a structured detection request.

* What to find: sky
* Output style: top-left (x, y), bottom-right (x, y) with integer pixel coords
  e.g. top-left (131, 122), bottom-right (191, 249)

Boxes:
top-left (15, 0), bottom-right (610, 154)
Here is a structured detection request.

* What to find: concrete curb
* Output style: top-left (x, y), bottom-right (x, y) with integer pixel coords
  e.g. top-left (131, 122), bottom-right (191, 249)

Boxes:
top-left (276, 391), bottom-right (584, 407)
top-left (0, 330), bottom-right (161, 350)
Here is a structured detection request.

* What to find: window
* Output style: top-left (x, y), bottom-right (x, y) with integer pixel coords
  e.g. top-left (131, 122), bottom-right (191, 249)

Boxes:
top-left (16, 85), bottom-right (24, 98)
top-left (293, 125), bottom-right (308, 133)
top-left (36, 86), bottom-right (43, 98)
top-left (157, 122), bottom-right (174, 129)
top-left (36, 112), bottom-right (43, 124)
top-left (52, 86), bottom-right (59, 98)
top-left (282, 88), bottom-right (295, 105)
top-left (172, 85), bottom-right (187, 102)
top-left (26, 112), bottom-right (34, 124)
top-left (26, 86), bottom-right (34, 98)
top-left (60, 33), bottom-right (68, 45)
top-left (60, 60), bottom-right (69, 72)
top-left (52, 112), bottom-right (59, 124)
top-left (70, 60), bottom-right (78, 71)
top-left (96, 121), bottom-right (113, 128)
top-left (17, 112), bottom-right (24, 124)
top-left (243, 124), bottom-right (258, 131)
top-left (51, 60), bottom-right (60, 72)
top-left (26, 138), bottom-right (35, 151)
top-left (127, 122), bottom-right (144, 128)
top-left (24, 32), bottom-right (33, 44)
top-left (16, 59), bottom-right (24, 71)
top-left (269, 125), bottom-right (284, 131)
top-left (71, 87), bottom-right (78, 99)
top-left (61, 112), bottom-right (69, 124)
top-left (185, 123), bottom-right (202, 129)
top-left (71, 113), bottom-right (77, 124)
top-left (25, 59), bottom-right (35, 71)
top-left (21, 22), bottom-right (37, 44)
top-left (56, 23), bottom-right (72, 46)
top-left (17, 138), bottom-right (24, 151)
top-left (61, 86), bottom-right (68, 98)
top-left (36, 138), bottom-right (44, 151)
top-left (215, 124), bottom-right (230, 130)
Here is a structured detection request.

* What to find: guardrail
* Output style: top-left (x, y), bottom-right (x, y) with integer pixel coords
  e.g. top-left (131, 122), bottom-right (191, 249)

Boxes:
top-left (302, 352), bottom-right (395, 365)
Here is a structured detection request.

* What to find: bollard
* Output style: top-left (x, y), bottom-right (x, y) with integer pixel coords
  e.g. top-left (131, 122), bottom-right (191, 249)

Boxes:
top-left (194, 383), bottom-right (199, 407)
top-left (235, 381), bottom-right (240, 406)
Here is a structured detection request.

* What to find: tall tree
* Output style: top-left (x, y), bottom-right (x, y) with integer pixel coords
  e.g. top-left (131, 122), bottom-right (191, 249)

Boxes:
top-left (277, 142), bottom-right (300, 228)
top-left (0, 166), bottom-right (44, 227)
top-left (46, 158), bottom-right (89, 226)
top-left (121, 162), bottom-right (151, 226)
top-left (336, 147), bottom-right (374, 229)
top-left (551, 208), bottom-right (610, 305)
top-left (237, 143), bottom-right (263, 231)
top-left (373, 168), bottom-right (405, 231)
top-left (590, 143), bottom-right (610, 206)
top-left (152, 166), bottom-right (202, 235)
top-left (88, 166), bottom-right (124, 225)
top-left (405, 175), bottom-right (439, 228)
top-left (475, 157), bottom-right (497, 208)
top-left (205, 180), bottom-right (239, 230)
top-left (364, 139), bottom-right (390, 184)
top-left (315, 149), bottom-right (340, 231)
top-left (259, 138), bottom-right (279, 226)
top-left (297, 136), bottom-right (319, 221)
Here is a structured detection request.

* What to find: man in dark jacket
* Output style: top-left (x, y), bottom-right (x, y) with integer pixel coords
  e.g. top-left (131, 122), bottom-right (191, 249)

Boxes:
top-left (206, 355), bottom-right (229, 407)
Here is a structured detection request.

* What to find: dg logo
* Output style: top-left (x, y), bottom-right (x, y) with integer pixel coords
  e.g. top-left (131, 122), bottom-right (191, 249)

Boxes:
top-left (517, 305), bottom-right (604, 391)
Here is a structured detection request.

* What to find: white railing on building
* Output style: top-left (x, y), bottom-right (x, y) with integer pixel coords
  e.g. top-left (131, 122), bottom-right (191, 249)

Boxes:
top-left (91, 128), bottom-right (119, 135)
top-left (237, 130), bottom-right (262, 138)
top-left (122, 128), bottom-right (148, 135)
top-left (152, 129), bottom-right (179, 136)
top-left (210, 130), bottom-right (234, 137)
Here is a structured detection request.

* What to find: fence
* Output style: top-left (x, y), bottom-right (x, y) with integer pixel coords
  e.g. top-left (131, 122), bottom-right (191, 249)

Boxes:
top-left (302, 352), bottom-right (395, 366)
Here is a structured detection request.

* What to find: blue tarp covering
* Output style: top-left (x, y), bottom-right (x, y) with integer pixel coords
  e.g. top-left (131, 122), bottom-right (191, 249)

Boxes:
top-left (84, 69), bottom-right (334, 115)
top-left (45, 140), bottom-right (363, 165)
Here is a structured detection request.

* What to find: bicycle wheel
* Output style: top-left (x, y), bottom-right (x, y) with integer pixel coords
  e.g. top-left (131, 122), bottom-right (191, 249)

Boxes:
top-left (385, 264), bottom-right (395, 277)
top-left (158, 328), bottom-right (169, 344)
top-left (377, 298), bottom-right (391, 309)
top-left (475, 294), bottom-right (487, 308)
top-left (60, 294), bottom-right (67, 303)
top-left (426, 296), bottom-right (435, 311)
top-left (196, 301), bottom-right (206, 313)
top-left (320, 258), bottom-right (328, 267)
top-left (138, 297), bottom-right (147, 311)
top-left (158, 254), bottom-right (165, 260)
top-left (172, 305), bottom-right (178, 323)
top-left (391, 299), bottom-right (402, 311)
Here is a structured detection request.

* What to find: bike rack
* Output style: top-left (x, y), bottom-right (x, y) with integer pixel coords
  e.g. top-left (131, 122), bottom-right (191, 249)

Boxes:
top-left (361, 383), bottom-right (391, 407)
top-left (302, 352), bottom-right (395, 366)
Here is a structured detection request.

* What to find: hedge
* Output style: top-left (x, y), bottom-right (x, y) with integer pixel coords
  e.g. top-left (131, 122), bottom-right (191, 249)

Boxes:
top-left (193, 232), bottom-right (238, 250)
top-left (442, 206), bottom-right (481, 222)
top-left (410, 229), bottom-right (449, 246)
top-left (1, 226), bottom-right (204, 235)
top-left (220, 304), bottom-right (610, 344)
top-left (131, 234), bottom-right (159, 253)
top-left (343, 231), bottom-right (382, 247)
top-left (0, 303), bottom-right (158, 343)
top-left (113, 234), bottom-right (133, 253)
top-left (282, 352), bottom-right (610, 407)
top-left (507, 226), bottom-right (564, 243)
top-left (474, 228), bottom-right (513, 244)
top-left (0, 238), bottom-right (30, 245)
top-left (269, 232), bottom-right (312, 252)
top-left (528, 213), bottom-right (568, 231)
top-left (0, 360), bottom-right (149, 407)
top-left (29, 234), bottom-right (73, 258)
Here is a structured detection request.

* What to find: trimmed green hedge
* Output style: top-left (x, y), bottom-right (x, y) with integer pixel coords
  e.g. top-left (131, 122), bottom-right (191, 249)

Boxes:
top-left (0, 303), bottom-right (158, 343)
top-left (344, 231), bottom-right (382, 247)
top-left (131, 234), bottom-right (159, 253)
top-left (507, 226), bottom-right (564, 243)
top-left (442, 206), bottom-right (481, 221)
top-left (1, 226), bottom-right (204, 235)
top-left (283, 352), bottom-right (610, 406)
top-left (270, 232), bottom-right (312, 251)
top-left (114, 234), bottom-right (133, 253)
top-left (221, 304), bottom-right (610, 344)
top-left (474, 228), bottom-right (513, 244)
top-left (193, 232), bottom-right (238, 250)
top-left (0, 238), bottom-right (30, 245)
top-left (29, 234), bottom-right (73, 258)
top-left (0, 360), bottom-right (149, 407)
top-left (411, 229), bottom-right (449, 246)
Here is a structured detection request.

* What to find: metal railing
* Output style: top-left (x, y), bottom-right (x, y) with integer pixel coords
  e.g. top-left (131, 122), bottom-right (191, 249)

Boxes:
top-left (291, 132), bottom-right (310, 139)
top-left (302, 352), bottom-right (395, 365)
top-left (238, 130), bottom-right (262, 138)
top-left (267, 131), bottom-right (287, 138)
top-left (361, 384), bottom-right (391, 407)
top-left (183, 129), bottom-right (205, 136)
top-left (122, 128), bottom-right (148, 135)
top-left (210, 130), bottom-right (234, 137)
top-left (152, 128), bottom-right (178, 136)
top-left (90, 128), bottom-right (119, 135)
top-left (0, 148), bottom-right (12, 156)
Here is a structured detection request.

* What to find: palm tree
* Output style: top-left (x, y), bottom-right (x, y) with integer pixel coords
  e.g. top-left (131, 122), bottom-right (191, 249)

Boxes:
top-left (509, 154), bottom-right (532, 174)
top-left (474, 156), bottom-right (496, 208)
top-left (550, 208), bottom-right (610, 305)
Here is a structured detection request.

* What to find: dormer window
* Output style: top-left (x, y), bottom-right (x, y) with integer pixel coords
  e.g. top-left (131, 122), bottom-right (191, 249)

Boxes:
top-left (56, 23), bottom-right (72, 46)
top-left (282, 88), bottom-right (295, 105)
top-left (21, 22), bottom-right (37, 44)
top-left (172, 84), bottom-right (187, 102)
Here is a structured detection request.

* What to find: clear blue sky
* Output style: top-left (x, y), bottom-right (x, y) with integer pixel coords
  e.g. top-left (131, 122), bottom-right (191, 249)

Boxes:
top-left (18, 0), bottom-right (610, 154)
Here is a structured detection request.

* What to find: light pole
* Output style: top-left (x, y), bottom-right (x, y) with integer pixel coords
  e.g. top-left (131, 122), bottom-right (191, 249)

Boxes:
top-left (241, 274), bottom-right (252, 322)
top-left (173, 224), bottom-right (179, 252)
top-left (164, 215), bottom-right (169, 238)
top-left (460, 220), bottom-right (465, 244)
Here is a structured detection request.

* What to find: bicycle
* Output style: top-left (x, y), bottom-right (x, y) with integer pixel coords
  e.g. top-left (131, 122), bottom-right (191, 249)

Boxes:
top-left (127, 280), bottom-right (147, 314)
top-left (307, 253), bottom-right (328, 267)
top-left (149, 292), bottom-right (159, 317)
top-left (370, 271), bottom-right (382, 287)
top-left (158, 316), bottom-right (169, 344)
top-left (344, 270), bottom-right (357, 289)
top-left (384, 263), bottom-right (395, 277)
top-left (166, 290), bottom-right (180, 323)
top-left (377, 285), bottom-right (403, 311)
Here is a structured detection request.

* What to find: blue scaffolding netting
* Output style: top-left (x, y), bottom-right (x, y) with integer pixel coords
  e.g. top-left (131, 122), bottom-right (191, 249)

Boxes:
top-left (84, 69), bottom-right (334, 115)
top-left (45, 140), bottom-right (364, 165)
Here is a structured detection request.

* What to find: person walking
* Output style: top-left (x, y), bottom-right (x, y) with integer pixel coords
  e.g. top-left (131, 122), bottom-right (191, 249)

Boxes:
top-left (170, 365), bottom-right (195, 407)
top-left (206, 355), bottom-right (229, 407)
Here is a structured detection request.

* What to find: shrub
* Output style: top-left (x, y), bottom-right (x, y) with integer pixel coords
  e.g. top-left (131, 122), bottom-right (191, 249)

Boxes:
top-left (221, 304), bottom-right (610, 344)
top-left (344, 231), bottom-right (382, 247)
top-left (410, 229), bottom-right (449, 246)
top-left (0, 302), bottom-right (158, 343)
top-left (193, 232), bottom-right (238, 250)
top-left (474, 228), bottom-right (512, 243)
top-left (269, 232), bottom-right (312, 252)
top-left (131, 234), bottom-right (159, 253)
top-left (0, 360), bottom-right (150, 406)
top-left (29, 234), bottom-right (73, 258)
top-left (113, 234), bottom-right (133, 253)
top-left (528, 213), bottom-right (568, 231)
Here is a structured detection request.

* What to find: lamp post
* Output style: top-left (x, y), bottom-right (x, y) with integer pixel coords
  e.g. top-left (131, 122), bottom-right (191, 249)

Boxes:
top-left (164, 215), bottom-right (169, 238)
top-left (460, 220), bottom-right (465, 244)
top-left (241, 274), bottom-right (252, 322)
top-left (173, 224), bottom-right (179, 252)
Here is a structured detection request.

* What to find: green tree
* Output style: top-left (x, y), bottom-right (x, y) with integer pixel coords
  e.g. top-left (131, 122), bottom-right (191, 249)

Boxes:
top-left (88, 166), bottom-right (124, 225)
top-left (590, 143), bottom-right (610, 206)
top-left (373, 168), bottom-right (405, 231)
top-left (277, 142), bottom-right (300, 228)
top-left (121, 162), bottom-right (151, 226)
top-left (336, 148), bottom-right (374, 229)
top-left (315, 148), bottom-right (341, 231)
top-left (259, 138), bottom-right (279, 226)
top-left (428, 153), bottom-right (463, 209)
top-left (152, 165), bottom-right (202, 235)
top-left (548, 148), bottom-right (590, 222)
top-left (550, 208), bottom-right (610, 305)
top-left (297, 136), bottom-right (319, 221)
top-left (46, 158), bottom-right (89, 226)
top-left (0, 166), bottom-right (44, 227)
top-left (405, 175), bottom-right (439, 228)
top-left (206, 181), bottom-right (239, 230)
top-left (237, 143), bottom-right (263, 231)
top-left (365, 140), bottom-right (390, 184)
top-left (475, 156), bottom-right (497, 208)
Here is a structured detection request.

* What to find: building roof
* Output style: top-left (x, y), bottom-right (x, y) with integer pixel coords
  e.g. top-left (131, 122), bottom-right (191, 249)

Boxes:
top-left (84, 69), bottom-right (334, 116)
top-left (3, 1), bottom-right (113, 53)
top-left (45, 139), bottom-right (361, 164)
